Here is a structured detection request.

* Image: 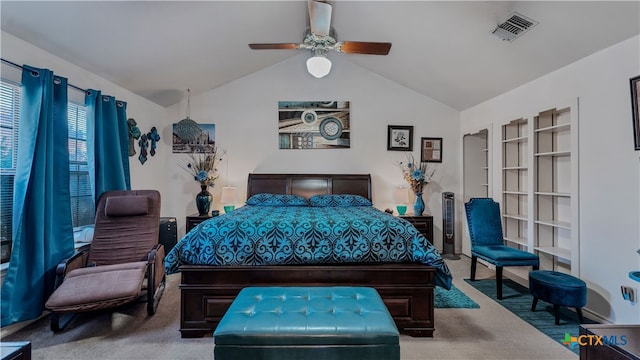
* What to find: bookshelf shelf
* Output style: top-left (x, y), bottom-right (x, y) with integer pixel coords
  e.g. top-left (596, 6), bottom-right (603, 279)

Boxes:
top-left (502, 118), bottom-right (529, 252)
top-left (533, 104), bottom-right (579, 274)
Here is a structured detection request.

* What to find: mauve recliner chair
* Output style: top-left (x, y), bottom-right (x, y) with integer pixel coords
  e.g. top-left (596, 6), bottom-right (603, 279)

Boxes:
top-left (45, 190), bottom-right (165, 331)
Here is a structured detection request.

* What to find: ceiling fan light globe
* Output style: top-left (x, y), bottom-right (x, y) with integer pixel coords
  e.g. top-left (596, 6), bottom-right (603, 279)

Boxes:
top-left (306, 55), bottom-right (332, 78)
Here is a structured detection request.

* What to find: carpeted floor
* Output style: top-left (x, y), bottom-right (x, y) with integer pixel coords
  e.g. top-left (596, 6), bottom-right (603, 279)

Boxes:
top-left (435, 284), bottom-right (480, 309)
top-left (465, 278), bottom-right (598, 355)
top-left (0, 256), bottom-right (577, 360)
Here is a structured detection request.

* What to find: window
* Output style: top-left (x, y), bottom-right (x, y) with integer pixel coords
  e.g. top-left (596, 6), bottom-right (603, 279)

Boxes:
top-left (67, 103), bottom-right (94, 227)
top-left (1, 81), bottom-right (20, 263)
top-left (0, 80), bottom-right (94, 264)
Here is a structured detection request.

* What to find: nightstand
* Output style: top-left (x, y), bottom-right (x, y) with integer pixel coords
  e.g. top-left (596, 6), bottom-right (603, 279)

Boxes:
top-left (400, 215), bottom-right (434, 244)
top-left (579, 324), bottom-right (639, 360)
top-left (159, 217), bottom-right (177, 254)
top-left (186, 213), bottom-right (217, 233)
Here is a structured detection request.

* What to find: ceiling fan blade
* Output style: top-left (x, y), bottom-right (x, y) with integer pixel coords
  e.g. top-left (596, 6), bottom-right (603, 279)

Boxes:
top-left (249, 43), bottom-right (301, 50)
top-left (337, 41), bottom-right (392, 55)
top-left (309, 0), bottom-right (332, 37)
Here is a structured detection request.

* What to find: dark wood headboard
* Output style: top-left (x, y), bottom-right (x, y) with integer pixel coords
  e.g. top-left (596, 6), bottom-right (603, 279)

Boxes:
top-left (247, 174), bottom-right (372, 201)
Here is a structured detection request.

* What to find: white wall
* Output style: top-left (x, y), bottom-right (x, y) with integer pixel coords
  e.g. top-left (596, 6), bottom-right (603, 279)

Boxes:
top-left (4, 21), bottom-right (639, 326)
top-left (165, 53), bottom-right (461, 250)
top-left (2, 30), bottom-right (461, 250)
top-left (461, 35), bottom-right (640, 324)
top-left (1, 31), bottom-right (170, 216)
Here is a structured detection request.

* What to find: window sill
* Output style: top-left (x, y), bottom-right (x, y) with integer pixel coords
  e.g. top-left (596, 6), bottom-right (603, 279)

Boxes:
top-left (1, 239), bottom-right (91, 277)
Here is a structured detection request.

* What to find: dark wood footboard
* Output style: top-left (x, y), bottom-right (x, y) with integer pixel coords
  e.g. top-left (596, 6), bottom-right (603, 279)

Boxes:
top-left (179, 263), bottom-right (435, 338)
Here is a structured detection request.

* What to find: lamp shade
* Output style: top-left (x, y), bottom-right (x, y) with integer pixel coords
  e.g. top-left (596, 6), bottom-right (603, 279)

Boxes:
top-left (306, 55), bottom-right (332, 78)
top-left (392, 188), bottom-right (409, 204)
top-left (220, 186), bottom-right (237, 204)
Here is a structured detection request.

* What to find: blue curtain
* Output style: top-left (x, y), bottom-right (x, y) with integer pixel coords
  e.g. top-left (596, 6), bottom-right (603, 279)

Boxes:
top-left (0, 66), bottom-right (75, 326)
top-left (86, 90), bottom-right (130, 202)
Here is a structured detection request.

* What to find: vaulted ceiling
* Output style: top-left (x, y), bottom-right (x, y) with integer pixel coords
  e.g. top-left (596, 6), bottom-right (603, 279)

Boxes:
top-left (2, 1), bottom-right (639, 110)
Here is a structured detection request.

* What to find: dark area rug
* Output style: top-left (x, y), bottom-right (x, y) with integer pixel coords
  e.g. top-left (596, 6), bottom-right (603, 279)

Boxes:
top-left (465, 278), bottom-right (598, 355)
top-left (435, 284), bottom-right (480, 309)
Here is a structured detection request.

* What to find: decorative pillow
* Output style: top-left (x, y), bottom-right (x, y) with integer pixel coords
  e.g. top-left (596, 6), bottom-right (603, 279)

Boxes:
top-left (309, 194), bottom-right (372, 207)
top-left (246, 193), bottom-right (308, 206)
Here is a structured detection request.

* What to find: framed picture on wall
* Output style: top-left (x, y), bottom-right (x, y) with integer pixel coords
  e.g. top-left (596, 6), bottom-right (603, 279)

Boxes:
top-left (630, 75), bottom-right (640, 150)
top-left (420, 137), bottom-right (443, 162)
top-left (278, 101), bottom-right (351, 149)
top-left (387, 125), bottom-right (413, 151)
top-left (172, 123), bottom-right (216, 153)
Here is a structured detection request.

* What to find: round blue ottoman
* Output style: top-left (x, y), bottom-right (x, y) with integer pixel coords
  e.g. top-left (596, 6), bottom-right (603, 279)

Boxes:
top-left (529, 270), bottom-right (587, 325)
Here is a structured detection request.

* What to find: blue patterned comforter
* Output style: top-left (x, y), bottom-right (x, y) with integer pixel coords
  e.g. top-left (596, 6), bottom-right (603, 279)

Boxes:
top-left (165, 205), bottom-right (452, 289)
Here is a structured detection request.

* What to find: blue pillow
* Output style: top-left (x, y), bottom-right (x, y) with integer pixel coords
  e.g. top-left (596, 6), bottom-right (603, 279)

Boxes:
top-left (309, 194), bottom-right (372, 207)
top-left (246, 193), bottom-right (308, 206)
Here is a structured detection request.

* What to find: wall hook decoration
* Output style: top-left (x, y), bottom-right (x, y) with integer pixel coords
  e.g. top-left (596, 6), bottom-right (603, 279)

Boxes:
top-left (138, 133), bottom-right (148, 165)
top-left (127, 118), bottom-right (141, 156)
top-left (147, 126), bottom-right (160, 156)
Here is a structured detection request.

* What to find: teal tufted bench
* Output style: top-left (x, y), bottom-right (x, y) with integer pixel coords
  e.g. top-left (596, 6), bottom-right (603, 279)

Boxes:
top-left (529, 270), bottom-right (587, 325)
top-left (213, 286), bottom-right (400, 360)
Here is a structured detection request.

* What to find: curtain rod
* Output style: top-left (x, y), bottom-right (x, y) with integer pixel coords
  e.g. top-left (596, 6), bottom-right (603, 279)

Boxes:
top-left (1, 58), bottom-right (87, 94)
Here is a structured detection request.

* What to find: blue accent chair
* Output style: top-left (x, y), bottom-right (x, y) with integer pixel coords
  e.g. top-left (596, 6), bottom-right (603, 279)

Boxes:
top-left (464, 198), bottom-right (540, 300)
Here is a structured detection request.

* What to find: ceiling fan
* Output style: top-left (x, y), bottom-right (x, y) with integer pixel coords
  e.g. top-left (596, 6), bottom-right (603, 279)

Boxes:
top-left (249, 0), bottom-right (392, 78)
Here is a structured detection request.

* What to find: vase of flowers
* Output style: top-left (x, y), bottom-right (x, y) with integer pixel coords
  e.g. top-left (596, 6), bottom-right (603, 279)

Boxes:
top-left (181, 148), bottom-right (224, 215)
top-left (413, 191), bottom-right (425, 216)
top-left (196, 184), bottom-right (212, 215)
top-left (398, 154), bottom-right (435, 216)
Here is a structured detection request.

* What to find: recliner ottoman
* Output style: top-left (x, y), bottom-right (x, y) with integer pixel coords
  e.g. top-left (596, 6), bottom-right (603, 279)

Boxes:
top-left (213, 286), bottom-right (400, 360)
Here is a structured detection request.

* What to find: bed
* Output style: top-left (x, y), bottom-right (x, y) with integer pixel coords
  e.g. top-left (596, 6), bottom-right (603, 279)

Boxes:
top-left (165, 173), bottom-right (452, 338)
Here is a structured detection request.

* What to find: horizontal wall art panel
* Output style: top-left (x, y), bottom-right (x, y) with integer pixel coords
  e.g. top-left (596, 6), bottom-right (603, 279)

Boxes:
top-left (278, 101), bottom-right (350, 149)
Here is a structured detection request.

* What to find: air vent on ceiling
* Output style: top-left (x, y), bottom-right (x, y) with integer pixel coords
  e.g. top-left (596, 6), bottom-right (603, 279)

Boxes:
top-left (492, 12), bottom-right (538, 42)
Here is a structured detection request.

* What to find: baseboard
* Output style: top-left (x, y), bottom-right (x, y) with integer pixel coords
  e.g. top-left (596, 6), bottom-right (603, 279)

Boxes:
top-left (503, 267), bottom-right (529, 288)
top-left (0, 312), bottom-right (47, 337)
top-left (581, 308), bottom-right (612, 325)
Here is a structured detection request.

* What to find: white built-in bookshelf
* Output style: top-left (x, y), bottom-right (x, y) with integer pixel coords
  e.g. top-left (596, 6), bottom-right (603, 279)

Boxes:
top-left (495, 100), bottom-right (579, 276)
top-left (463, 129), bottom-right (489, 202)
top-left (502, 118), bottom-right (529, 250)
top-left (533, 104), bottom-right (579, 274)
top-left (462, 128), bottom-right (489, 257)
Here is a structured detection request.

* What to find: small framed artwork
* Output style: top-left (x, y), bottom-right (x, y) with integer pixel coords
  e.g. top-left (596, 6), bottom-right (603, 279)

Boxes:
top-left (173, 123), bottom-right (216, 153)
top-left (421, 137), bottom-right (443, 162)
top-left (630, 75), bottom-right (640, 150)
top-left (387, 125), bottom-right (413, 151)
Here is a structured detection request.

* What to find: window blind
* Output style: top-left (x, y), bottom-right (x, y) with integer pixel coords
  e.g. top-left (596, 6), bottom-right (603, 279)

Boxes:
top-left (0, 81), bottom-right (20, 263)
top-left (0, 80), bottom-right (95, 263)
top-left (67, 102), bottom-right (94, 227)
